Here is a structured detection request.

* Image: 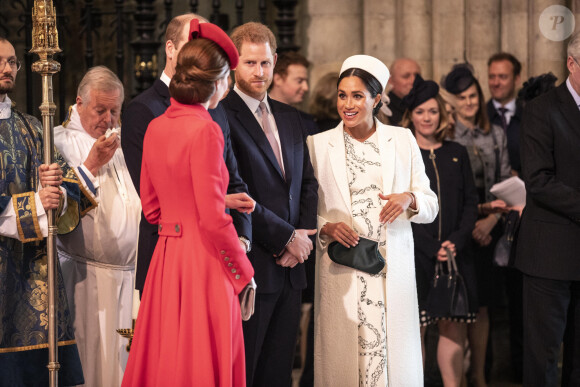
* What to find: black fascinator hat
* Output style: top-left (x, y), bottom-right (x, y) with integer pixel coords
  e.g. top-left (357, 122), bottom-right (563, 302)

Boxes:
top-left (443, 64), bottom-right (476, 95)
top-left (402, 74), bottom-right (440, 111)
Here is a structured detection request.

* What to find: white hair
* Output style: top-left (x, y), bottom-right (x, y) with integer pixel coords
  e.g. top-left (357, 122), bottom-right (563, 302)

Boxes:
top-left (77, 65), bottom-right (124, 104)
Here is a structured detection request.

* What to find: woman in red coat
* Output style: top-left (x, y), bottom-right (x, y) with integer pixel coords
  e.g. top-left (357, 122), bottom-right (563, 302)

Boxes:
top-left (122, 21), bottom-right (254, 387)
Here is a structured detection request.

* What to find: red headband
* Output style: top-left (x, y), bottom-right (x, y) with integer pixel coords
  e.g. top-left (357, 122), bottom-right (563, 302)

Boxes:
top-left (188, 19), bottom-right (239, 70)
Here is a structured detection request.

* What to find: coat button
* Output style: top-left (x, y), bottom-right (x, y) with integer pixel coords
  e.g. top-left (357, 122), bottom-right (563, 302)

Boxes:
top-left (289, 194), bottom-right (293, 200)
top-left (220, 250), bottom-right (226, 255)
top-left (235, 275), bottom-right (240, 280)
top-left (224, 257), bottom-right (230, 261)
top-left (158, 224), bottom-right (163, 231)
top-left (231, 268), bottom-right (237, 273)
top-left (175, 224), bottom-right (180, 233)
top-left (228, 263), bottom-right (233, 267)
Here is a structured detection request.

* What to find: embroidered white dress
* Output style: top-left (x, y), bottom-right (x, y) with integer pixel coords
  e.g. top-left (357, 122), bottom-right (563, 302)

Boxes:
top-left (54, 105), bottom-right (141, 387)
top-left (344, 131), bottom-right (389, 387)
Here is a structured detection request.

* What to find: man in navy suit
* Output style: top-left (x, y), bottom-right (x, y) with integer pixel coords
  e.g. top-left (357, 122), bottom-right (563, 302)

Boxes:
top-left (486, 52), bottom-right (524, 382)
top-left (514, 31), bottom-right (580, 386)
top-left (222, 22), bottom-right (318, 387)
top-left (487, 52), bottom-right (522, 175)
top-left (122, 14), bottom-right (253, 295)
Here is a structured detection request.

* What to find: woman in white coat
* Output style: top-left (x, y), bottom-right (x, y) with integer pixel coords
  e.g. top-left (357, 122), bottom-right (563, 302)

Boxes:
top-left (307, 55), bottom-right (438, 386)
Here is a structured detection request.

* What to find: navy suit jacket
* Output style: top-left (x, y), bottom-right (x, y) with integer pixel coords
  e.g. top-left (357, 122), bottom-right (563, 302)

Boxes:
top-left (486, 99), bottom-right (523, 174)
top-left (122, 79), bottom-right (251, 292)
top-left (222, 91), bottom-right (318, 293)
top-left (514, 82), bottom-right (580, 280)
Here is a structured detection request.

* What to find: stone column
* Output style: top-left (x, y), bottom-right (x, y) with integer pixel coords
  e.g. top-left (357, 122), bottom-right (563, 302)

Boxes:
top-left (465, 0), bottom-right (501, 86)
top-left (394, 0), bottom-right (433, 78)
top-left (305, 0), bottom-right (363, 88)
top-left (362, 0), bottom-right (396, 69)
top-left (500, 0), bottom-right (529, 82)
top-left (432, 0), bottom-right (465, 84)
top-left (528, 0), bottom-right (568, 81)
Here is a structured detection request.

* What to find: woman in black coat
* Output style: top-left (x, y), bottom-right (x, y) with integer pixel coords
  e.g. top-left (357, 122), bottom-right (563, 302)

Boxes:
top-left (401, 75), bottom-right (479, 386)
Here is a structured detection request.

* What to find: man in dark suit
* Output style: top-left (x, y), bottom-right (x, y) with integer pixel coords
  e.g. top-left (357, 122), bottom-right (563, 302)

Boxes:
top-left (487, 52), bottom-right (522, 175)
top-left (486, 52), bottom-right (524, 382)
top-left (122, 14), bottom-right (253, 295)
top-left (515, 31), bottom-right (580, 386)
top-left (222, 22), bottom-right (318, 387)
top-left (269, 51), bottom-right (319, 136)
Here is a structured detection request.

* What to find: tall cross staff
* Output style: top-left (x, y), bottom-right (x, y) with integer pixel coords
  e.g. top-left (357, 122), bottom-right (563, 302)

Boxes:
top-left (30, 1), bottom-right (61, 385)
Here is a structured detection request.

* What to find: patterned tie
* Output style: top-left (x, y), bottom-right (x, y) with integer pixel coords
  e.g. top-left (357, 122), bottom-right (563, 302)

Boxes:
top-left (259, 102), bottom-right (285, 177)
top-left (498, 107), bottom-right (509, 132)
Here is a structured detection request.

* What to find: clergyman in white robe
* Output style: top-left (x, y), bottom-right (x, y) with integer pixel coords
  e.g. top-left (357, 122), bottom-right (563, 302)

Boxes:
top-left (54, 104), bottom-right (141, 387)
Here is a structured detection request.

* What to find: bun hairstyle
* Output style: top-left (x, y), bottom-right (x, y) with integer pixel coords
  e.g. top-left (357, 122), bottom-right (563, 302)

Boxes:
top-left (337, 68), bottom-right (383, 116)
top-left (169, 38), bottom-right (230, 105)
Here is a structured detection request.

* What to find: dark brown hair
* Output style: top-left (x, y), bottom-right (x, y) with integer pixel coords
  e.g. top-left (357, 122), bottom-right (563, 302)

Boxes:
top-left (169, 38), bottom-right (229, 104)
top-left (274, 51), bottom-right (310, 78)
top-left (400, 94), bottom-right (450, 142)
top-left (487, 52), bottom-right (521, 76)
top-left (338, 68), bottom-right (383, 116)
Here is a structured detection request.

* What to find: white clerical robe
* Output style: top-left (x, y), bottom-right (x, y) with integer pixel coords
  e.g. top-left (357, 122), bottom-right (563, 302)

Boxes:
top-left (54, 105), bottom-right (141, 387)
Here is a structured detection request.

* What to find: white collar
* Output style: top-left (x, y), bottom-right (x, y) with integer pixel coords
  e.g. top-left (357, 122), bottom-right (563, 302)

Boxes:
top-left (64, 104), bottom-right (93, 138)
top-left (566, 77), bottom-right (580, 109)
top-left (233, 85), bottom-right (270, 114)
top-left (492, 97), bottom-right (516, 113)
top-left (160, 71), bottom-right (171, 88)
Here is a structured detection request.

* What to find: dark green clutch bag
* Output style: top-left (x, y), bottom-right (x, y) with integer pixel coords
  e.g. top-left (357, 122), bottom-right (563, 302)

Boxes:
top-left (327, 237), bottom-right (385, 275)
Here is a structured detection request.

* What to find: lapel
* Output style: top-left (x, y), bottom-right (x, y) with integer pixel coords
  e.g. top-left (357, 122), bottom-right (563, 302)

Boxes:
top-left (376, 121), bottom-right (395, 195)
top-left (228, 92), bottom-right (286, 182)
top-left (556, 82), bottom-right (580, 133)
top-left (269, 97), bottom-right (294, 186)
top-left (326, 123), bottom-right (352, 214)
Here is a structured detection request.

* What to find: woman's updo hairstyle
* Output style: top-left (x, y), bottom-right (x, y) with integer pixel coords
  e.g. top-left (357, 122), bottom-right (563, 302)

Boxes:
top-left (337, 68), bottom-right (383, 116)
top-left (169, 38), bottom-right (230, 105)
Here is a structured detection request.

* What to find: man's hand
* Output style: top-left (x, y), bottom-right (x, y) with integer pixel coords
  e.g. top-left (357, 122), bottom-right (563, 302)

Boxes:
top-left (379, 192), bottom-right (413, 224)
top-left (286, 229), bottom-right (316, 261)
top-left (320, 222), bottom-right (359, 248)
top-left (480, 199), bottom-right (508, 215)
top-left (225, 192), bottom-right (255, 214)
top-left (276, 251), bottom-right (302, 268)
top-left (39, 186), bottom-right (62, 211)
top-left (38, 163), bottom-right (62, 188)
top-left (83, 133), bottom-right (119, 176)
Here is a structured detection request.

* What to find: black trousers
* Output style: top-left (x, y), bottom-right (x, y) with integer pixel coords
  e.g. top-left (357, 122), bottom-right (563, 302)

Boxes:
top-left (522, 274), bottom-right (580, 386)
top-left (243, 270), bottom-right (302, 387)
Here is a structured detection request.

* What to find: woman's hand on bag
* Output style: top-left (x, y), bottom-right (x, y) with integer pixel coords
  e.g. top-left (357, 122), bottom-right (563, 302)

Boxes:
top-left (321, 222), bottom-right (359, 248)
top-left (472, 214), bottom-right (498, 246)
top-left (378, 193), bottom-right (412, 224)
top-left (436, 240), bottom-right (456, 262)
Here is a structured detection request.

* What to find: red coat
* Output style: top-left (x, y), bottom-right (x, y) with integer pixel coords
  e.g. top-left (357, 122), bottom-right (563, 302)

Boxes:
top-left (122, 99), bottom-right (254, 387)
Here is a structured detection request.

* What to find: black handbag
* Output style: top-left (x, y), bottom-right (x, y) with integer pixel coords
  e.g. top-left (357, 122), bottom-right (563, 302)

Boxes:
top-left (426, 248), bottom-right (469, 318)
top-left (327, 237), bottom-right (385, 275)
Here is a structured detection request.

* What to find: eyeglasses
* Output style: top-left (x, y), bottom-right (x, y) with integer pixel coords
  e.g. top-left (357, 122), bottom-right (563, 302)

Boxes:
top-left (0, 58), bottom-right (21, 71)
top-left (573, 57), bottom-right (580, 69)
